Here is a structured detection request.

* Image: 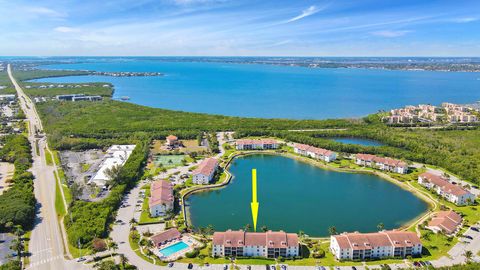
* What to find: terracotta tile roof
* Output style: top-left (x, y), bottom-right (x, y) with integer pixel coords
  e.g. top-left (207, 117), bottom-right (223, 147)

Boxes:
top-left (166, 135), bottom-right (178, 141)
top-left (151, 228), bottom-right (181, 246)
top-left (236, 139), bottom-right (278, 145)
top-left (149, 180), bottom-right (174, 207)
top-left (193, 158), bottom-right (218, 176)
top-left (295, 144), bottom-right (335, 157)
top-left (356, 154), bottom-right (407, 168)
top-left (212, 230), bottom-right (298, 248)
top-left (333, 230), bottom-right (421, 250)
top-left (428, 211), bottom-right (462, 234)
top-left (419, 172), bottom-right (470, 197)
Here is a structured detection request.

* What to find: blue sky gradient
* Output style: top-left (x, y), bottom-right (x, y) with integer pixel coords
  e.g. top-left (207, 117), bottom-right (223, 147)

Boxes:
top-left (1, 0), bottom-right (479, 56)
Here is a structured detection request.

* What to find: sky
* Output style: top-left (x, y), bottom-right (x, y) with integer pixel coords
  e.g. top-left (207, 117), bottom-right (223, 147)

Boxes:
top-left (1, 0), bottom-right (480, 56)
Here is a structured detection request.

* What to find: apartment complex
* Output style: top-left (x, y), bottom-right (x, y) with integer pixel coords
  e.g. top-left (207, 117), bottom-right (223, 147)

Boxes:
top-left (418, 172), bottom-right (475, 205)
top-left (148, 180), bottom-right (174, 217)
top-left (384, 102), bottom-right (479, 124)
top-left (212, 230), bottom-right (299, 258)
top-left (355, 154), bottom-right (408, 174)
top-left (235, 139), bottom-right (279, 150)
top-left (426, 210), bottom-right (462, 235)
top-left (293, 143), bottom-right (337, 162)
top-left (330, 231), bottom-right (422, 260)
top-left (192, 158), bottom-right (218, 184)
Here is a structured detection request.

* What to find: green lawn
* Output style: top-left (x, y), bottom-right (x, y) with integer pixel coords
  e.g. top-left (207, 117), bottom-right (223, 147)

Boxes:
top-left (139, 184), bottom-right (163, 224)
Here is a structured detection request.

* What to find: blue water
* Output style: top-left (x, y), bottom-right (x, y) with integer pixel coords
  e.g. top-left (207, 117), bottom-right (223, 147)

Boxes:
top-left (187, 154), bottom-right (428, 236)
top-left (159, 241), bottom-right (189, 257)
top-left (331, 137), bottom-right (384, 146)
top-left (32, 60), bottom-right (480, 119)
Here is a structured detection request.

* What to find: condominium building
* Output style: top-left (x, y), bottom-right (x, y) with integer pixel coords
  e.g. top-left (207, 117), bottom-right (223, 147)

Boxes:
top-left (418, 172), bottom-right (475, 205)
top-left (192, 158), bottom-right (218, 184)
top-left (330, 230), bottom-right (422, 261)
top-left (293, 143), bottom-right (337, 162)
top-left (426, 210), bottom-right (462, 235)
top-left (149, 180), bottom-right (174, 217)
top-left (235, 139), bottom-right (279, 150)
top-left (355, 154), bottom-right (408, 174)
top-left (212, 230), bottom-right (299, 258)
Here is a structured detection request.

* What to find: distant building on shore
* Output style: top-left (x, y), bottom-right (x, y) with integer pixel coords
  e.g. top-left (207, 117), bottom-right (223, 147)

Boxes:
top-left (426, 210), bottom-right (462, 235)
top-left (293, 143), bottom-right (337, 162)
top-left (330, 230), bottom-right (422, 261)
top-left (212, 230), bottom-right (299, 258)
top-left (149, 180), bottom-right (174, 217)
top-left (235, 139), bottom-right (279, 150)
top-left (418, 172), bottom-right (475, 205)
top-left (355, 154), bottom-right (408, 174)
top-left (56, 94), bottom-right (102, 101)
top-left (192, 158), bottom-right (218, 184)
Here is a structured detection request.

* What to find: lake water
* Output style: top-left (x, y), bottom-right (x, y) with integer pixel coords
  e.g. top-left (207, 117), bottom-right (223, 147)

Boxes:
top-left (33, 59), bottom-right (480, 119)
top-left (186, 154), bottom-right (428, 236)
top-left (331, 138), bottom-right (384, 146)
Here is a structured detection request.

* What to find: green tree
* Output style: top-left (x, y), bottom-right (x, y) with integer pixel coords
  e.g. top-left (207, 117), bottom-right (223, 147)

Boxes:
top-left (377, 222), bottom-right (385, 231)
top-left (328, 226), bottom-right (337, 236)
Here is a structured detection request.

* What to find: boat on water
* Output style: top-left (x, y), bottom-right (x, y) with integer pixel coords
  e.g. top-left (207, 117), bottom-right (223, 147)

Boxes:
top-left (120, 96), bottom-right (130, 100)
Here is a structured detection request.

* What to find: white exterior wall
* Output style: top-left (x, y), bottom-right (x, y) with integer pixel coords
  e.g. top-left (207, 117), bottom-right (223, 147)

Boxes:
top-left (243, 246), bottom-right (266, 257)
top-left (193, 172), bottom-right (213, 185)
top-left (149, 201), bottom-right (173, 217)
top-left (212, 245), bottom-right (224, 257)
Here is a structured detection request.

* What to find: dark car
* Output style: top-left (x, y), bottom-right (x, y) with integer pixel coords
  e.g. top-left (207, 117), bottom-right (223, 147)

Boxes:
top-left (188, 263), bottom-right (193, 269)
top-left (464, 235), bottom-right (473, 239)
top-left (280, 265), bottom-right (287, 270)
top-left (247, 266), bottom-right (251, 270)
top-left (168, 262), bottom-right (174, 268)
top-left (471, 227), bottom-right (479, 232)
top-left (352, 267), bottom-right (357, 270)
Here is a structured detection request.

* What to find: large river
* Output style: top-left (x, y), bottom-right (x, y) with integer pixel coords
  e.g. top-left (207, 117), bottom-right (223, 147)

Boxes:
top-left (186, 154), bottom-right (428, 237)
top-left (34, 59), bottom-right (480, 119)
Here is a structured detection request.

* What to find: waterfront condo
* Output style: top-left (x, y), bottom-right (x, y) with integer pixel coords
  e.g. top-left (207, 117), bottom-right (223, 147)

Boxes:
top-left (330, 230), bottom-right (422, 261)
top-left (149, 180), bottom-right (174, 217)
top-left (355, 154), bottom-right (408, 174)
top-left (192, 158), bottom-right (218, 184)
top-left (418, 172), bottom-right (475, 205)
top-left (293, 143), bottom-right (337, 162)
top-left (212, 230), bottom-right (299, 258)
top-left (235, 139), bottom-right (279, 150)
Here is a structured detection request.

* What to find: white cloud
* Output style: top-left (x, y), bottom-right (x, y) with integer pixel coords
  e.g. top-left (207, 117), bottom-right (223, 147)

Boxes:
top-left (371, 30), bottom-right (411, 38)
top-left (54, 26), bottom-right (80, 33)
top-left (26, 7), bottom-right (66, 18)
top-left (451, 17), bottom-right (478, 23)
top-left (286, 5), bottom-right (321, 23)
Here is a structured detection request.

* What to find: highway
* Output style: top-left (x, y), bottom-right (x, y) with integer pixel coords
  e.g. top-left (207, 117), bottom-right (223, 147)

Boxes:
top-left (8, 64), bottom-right (90, 270)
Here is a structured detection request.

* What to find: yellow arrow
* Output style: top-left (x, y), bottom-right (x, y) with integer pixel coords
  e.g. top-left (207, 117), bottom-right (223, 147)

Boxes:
top-left (251, 169), bottom-right (259, 232)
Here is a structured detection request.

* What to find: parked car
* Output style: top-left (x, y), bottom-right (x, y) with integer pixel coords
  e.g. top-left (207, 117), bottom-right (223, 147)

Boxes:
top-left (464, 235), bottom-right (473, 240)
top-left (223, 264), bottom-right (229, 270)
top-left (76, 257), bottom-right (86, 262)
top-left (413, 261), bottom-right (421, 267)
top-left (270, 265), bottom-right (276, 270)
top-left (247, 266), bottom-right (251, 270)
top-left (280, 265), bottom-right (287, 270)
top-left (352, 267), bottom-right (357, 270)
top-left (188, 263), bottom-right (193, 269)
top-left (168, 262), bottom-right (174, 268)
top-left (471, 227), bottom-right (479, 232)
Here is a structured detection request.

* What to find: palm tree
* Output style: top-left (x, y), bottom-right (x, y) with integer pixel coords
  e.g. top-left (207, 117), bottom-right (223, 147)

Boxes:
top-left (119, 254), bottom-right (129, 270)
top-left (129, 218), bottom-right (136, 229)
top-left (328, 226), bottom-right (337, 236)
top-left (205, 224), bottom-right (214, 235)
top-left (464, 250), bottom-right (473, 262)
top-left (261, 226), bottom-right (269, 232)
top-left (377, 222), bottom-right (385, 231)
top-left (243, 224), bottom-right (251, 232)
top-left (10, 238), bottom-right (24, 262)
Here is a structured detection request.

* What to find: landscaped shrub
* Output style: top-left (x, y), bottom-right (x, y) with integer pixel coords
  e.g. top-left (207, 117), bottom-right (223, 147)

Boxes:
top-left (185, 249), bottom-right (199, 258)
top-left (92, 238), bottom-right (107, 252)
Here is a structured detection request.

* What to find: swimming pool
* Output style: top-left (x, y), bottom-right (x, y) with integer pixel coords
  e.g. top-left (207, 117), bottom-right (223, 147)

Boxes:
top-left (159, 241), bottom-right (189, 257)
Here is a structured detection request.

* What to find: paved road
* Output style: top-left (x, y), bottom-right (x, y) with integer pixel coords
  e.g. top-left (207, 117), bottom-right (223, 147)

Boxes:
top-left (8, 65), bottom-right (90, 270)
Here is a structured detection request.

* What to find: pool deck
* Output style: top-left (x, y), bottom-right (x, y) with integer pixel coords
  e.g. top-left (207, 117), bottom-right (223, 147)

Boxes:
top-left (154, 235), bottom-right (201, 262)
